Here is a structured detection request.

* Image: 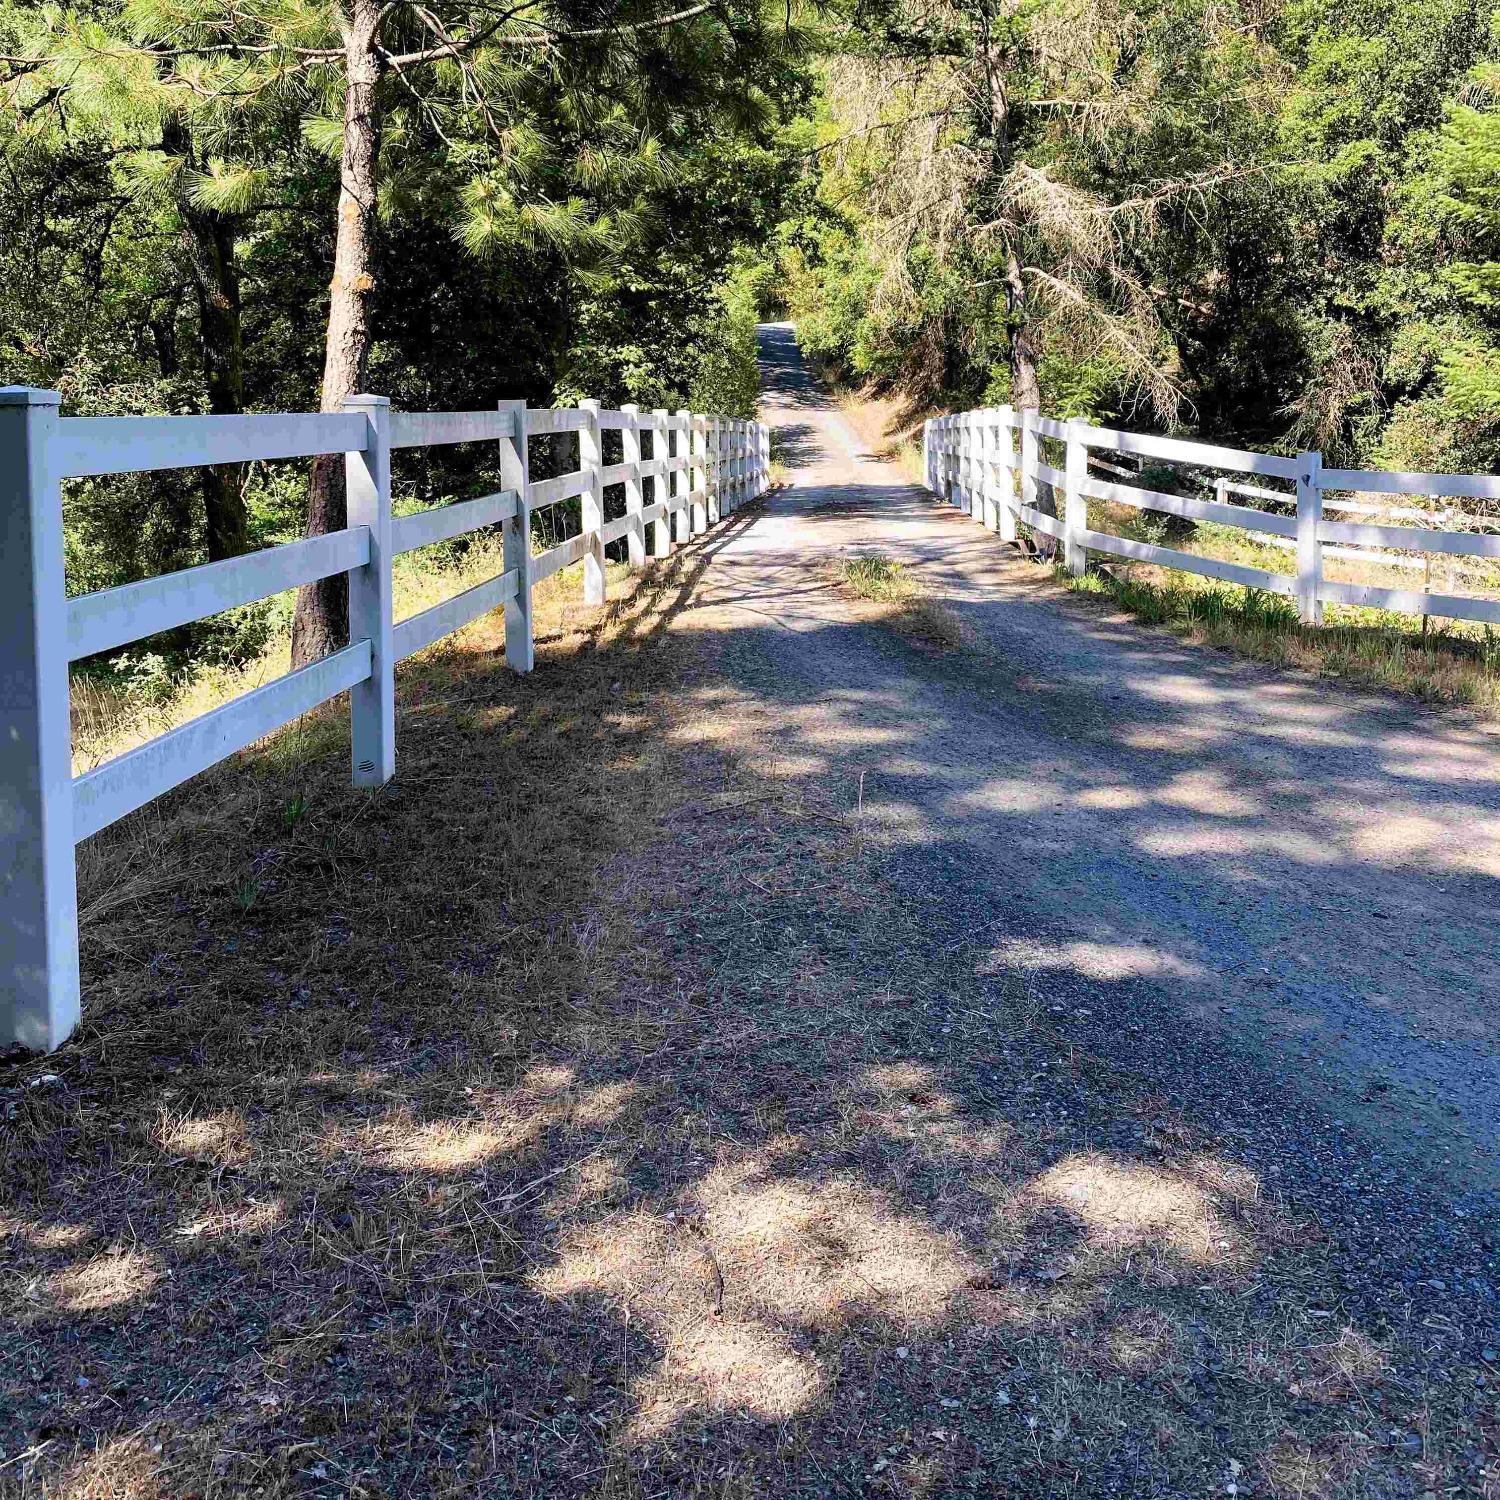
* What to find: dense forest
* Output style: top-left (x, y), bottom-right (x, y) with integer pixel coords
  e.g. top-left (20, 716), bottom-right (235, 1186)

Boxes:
top-left (3, 0), bottom-right (1499, 681)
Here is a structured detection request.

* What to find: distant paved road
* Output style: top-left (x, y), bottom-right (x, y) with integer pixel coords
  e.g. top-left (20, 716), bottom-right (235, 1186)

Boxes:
top-left (686, 321), bottom-right (1500, 1189)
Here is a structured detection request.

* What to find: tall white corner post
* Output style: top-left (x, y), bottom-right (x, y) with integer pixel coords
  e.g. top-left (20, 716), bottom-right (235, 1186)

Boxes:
top-left (997, 406), bottom-right (1018, 544)
top-left (651, 409), bottom-right (672, 559)
top-left (499, 399), bottom-right (533, 673)
top-left (578, 399), bottom-right (605, 606)
top-left (344, 394), bottom-right (395, 786)
top-left (621, 403), bottom-right (646, 569)
top-left (0, 387), bottom-right (80, 1054)
top-left (1296, 449), bottom-right (1323, 625)
top-left (1064, 417), bottom-right (1089, 578)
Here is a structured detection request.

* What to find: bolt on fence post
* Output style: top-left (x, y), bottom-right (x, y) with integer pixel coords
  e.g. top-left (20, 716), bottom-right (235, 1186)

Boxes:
top-left (997, 406), bottom-right (1018, 544)
top-left (345, 394), bottom-right (395, 786)
top-left (0, 387), bottom-right (80, 1054)
top-left (1296, 449), bottom-right (1324, 625)
top-left (674, 409), bottom-right (693, 544)
top-left (499, 399), bottom-right (533, 672)
top-left (578, 398), bottom-right (605, 605)
top-left (621, 403), bottom-right (645, 569)
top-left (1064, 417), bottom-right (1089, 578)
top-left (651, 409), bottom-right (672, 559)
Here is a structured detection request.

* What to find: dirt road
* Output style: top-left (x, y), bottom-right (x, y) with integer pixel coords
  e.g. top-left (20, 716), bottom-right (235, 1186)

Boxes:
top-left (695, 323), bottom-right (1500, 1191)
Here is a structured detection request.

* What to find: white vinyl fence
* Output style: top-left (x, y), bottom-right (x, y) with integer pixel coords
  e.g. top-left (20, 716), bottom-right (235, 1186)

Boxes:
top-left (924, 407), bottom-right (1500, 627)
top-left (1, 387), bottom-right (769, 1053)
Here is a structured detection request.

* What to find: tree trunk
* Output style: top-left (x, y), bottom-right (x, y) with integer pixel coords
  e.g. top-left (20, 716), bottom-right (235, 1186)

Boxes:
top-left (165, 117), bottom-right (252, 563)
top-left (1004, 244), bottom-right (1041, 411)
top-left (291, 0), bottom-right (384, 668)
top-left (181, 205), bottom-right (250, 561)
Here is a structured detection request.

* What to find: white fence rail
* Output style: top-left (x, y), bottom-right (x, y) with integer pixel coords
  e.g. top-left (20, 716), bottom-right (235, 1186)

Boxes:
top-left (0, 387), bottom-right (769, 1053)
top-left (923, 406), bottom-right (1500, 631)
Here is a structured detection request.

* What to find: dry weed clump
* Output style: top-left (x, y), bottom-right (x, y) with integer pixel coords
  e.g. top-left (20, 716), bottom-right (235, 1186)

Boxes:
top-left (835, 552), bottom-right (966, 650)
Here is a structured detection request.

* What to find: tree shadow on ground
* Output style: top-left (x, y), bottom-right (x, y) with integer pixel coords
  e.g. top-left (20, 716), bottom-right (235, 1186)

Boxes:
top-left (0, 506), bottom-right (1494, 1498)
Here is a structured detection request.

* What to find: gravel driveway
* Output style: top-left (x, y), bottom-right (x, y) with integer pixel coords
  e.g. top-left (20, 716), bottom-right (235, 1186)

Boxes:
top-left (696, 323), bottom-right (1500, 1194)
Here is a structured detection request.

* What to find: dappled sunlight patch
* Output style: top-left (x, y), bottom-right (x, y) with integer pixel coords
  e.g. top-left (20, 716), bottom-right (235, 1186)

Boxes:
top-left (1341, 807), bottom-right (1500, 874)
top-left (630, 1318), bottom-right (825, 1438)
top-left (1135, 825), bottom-right (1340, 865)
top-left (154, 1108), bottom-right (251, 1166)
top-left (570, 1080), bottom-right (640, 1128)
top-left (1116, 724), bottom-right (1225, 753)
top-left (175, 1197), bottom-right (286, 1242)
top-left (0, 1216), bottom-right (94, 1253)
top-left (1032, 1154), bottom-right (1248, 1268)
top-left (985, 936), bottom-right (1205, 983)
top-left (379, 1118), bottom-right (530, 1174)
top-left (1258, 1436), bottom-right (1358, 1498)
top-left (947, 778), bottom-right (1060, 816)
top-left (1076, 784), bottom-right (1150, 810)
top-left (536, 1156), bottom-right (975, 1440)
top-left (1157, 768), bottom-right (1263, 819)
top-left (54, 1435), bottom-right (162, 1499)
top-left (41, 1248), bottom-right (163, 1315)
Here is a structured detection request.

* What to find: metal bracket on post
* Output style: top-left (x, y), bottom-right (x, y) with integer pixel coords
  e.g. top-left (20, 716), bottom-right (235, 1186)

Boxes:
top-left (344, 394), bottom-right (395, 787)
top-left (578, 398), bottom-right (604, 605)
top-left (0, 386), bottom-right (80, 1054)
top-left (1064, 417), bottom-right (1089, 578)
top-left (621, 403), bottom-right (645, 569)
top-left (997, 406), bottom-right (1017, 544)
top-left (499, 399), bottom-right (533, 672)
top-left (1296, 449), bottom-right (1323, 625)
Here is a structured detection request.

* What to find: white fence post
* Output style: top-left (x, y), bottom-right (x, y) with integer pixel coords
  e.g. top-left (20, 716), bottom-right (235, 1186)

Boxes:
top-left (578, 398), bottom-right (604, 605)
top-left (691, 413), bottom-right (708, 535)
top-left (980, 411), bottom-right (999, 530)
top-left (997, 406), bottom-right (1018, 544)
top-left (707, 415), bottom-right (722, 525)
top-left (344, 393), bottom-right (395, 786)
top-left (1020, 408), bottom-right (1039, 519)
top-left (499, 398), bottom-right (533, 672)
top-left (1296, 448), bottom-right (1323, 625)
top-left (622, 402), bottom-right (645, 568)
top-left (0, 387), bottom-right (80, 1054)
top-left (1064, 416), bottom-right (1089, 577)
top-left (652, 408), bottom-right (672, 559)
top-left (674, 408), bottom-right (693, 544)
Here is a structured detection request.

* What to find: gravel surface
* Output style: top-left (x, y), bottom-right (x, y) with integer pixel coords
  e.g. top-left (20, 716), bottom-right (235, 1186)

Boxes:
top-left (705, 323), bottom-right (1500, 1192)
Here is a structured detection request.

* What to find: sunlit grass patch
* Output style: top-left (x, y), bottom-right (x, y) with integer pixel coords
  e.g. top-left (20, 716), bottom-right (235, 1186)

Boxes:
top-left (837, 552), bottom-right (965, 650)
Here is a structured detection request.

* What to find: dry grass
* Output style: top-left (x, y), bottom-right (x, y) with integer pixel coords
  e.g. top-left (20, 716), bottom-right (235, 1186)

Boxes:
top-left (0, 522), bottom-right (1487, 1496)
top-left (835, 552), bottom-right (966, 651)
top-left (1061, 558), bottom-right (1500, 717)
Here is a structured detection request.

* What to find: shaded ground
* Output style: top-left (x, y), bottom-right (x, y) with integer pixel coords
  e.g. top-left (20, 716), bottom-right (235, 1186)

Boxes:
top-left (0, 330), bottom-right (1495, 1498)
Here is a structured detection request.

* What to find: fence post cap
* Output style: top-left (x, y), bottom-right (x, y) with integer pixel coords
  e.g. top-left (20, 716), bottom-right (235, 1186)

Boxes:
top-left (621, 402), bottom-right (640, 413)
top-left (343, 392), bottom-right (390, 408)
top-left (578, 397), bottom-right (600, 410)
top-left (0, 387), bottom-right (61, 406)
